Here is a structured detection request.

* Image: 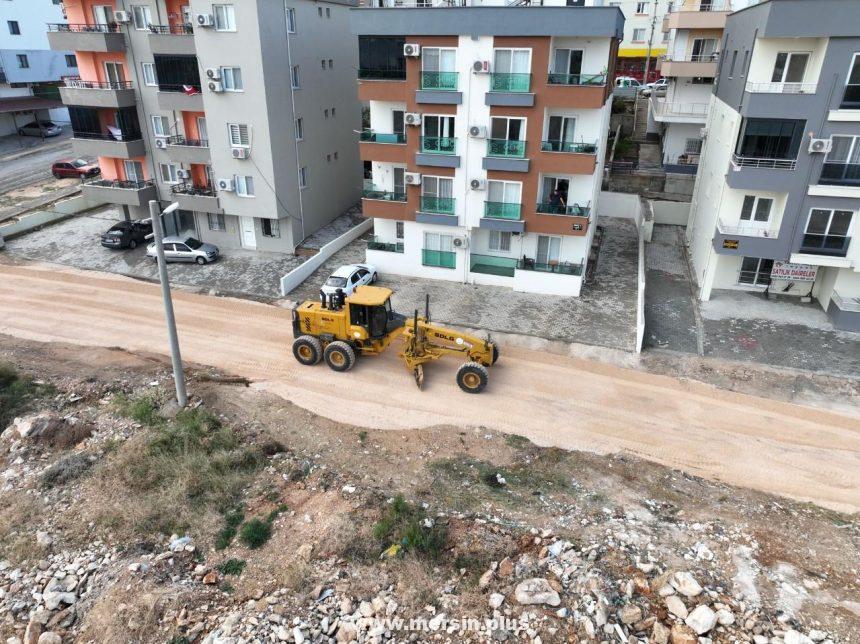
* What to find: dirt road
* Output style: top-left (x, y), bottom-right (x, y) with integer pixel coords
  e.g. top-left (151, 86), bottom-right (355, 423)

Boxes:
top-left (1, 262), bottom-right (858, 513)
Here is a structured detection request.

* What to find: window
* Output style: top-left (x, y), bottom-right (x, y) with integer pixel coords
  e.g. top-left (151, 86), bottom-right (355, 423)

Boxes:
top-left (771, 52), bottom-right (810, 85)
top-left (803, 209), bottom-right (853, 253)
top-left (536, 235), bottom-right (561, 265)
top-left (8, 21), bottom-right (20, 35)
top-left (421, 175), bottom-right (453, 201)
top-left (131, 5), bottom-right (152, 30)
top-left (326, 154), bottom-right (331, 162)
top-left (235, 175), bottom-right (255, 197)
top-left (124, 160), bottom-right (144, 182)
top-left (632, 29), bottom-right (646, 42)
top-left (552, 48), bottom-right (583, 77)
top-left (159, 163), bottom-right (180, 184)
top-left (358, 36), bottom-right (406, 80)
top-left (741, 50), bottom-right (749, 76)
top-left (489, 230), bottom-right (512, 252)
top-left (65, 54), bottom-right (77, 68)
top-left (331, 107), bottom-right (336, 117)
top-left (545, 115), bottom-right (576, 150)
top-left (328, 59), bottom-right (333, 69)
top-left (738, 258), bottom-right (773, 286)
top-left (142, 62), bottom-right (157, 86)
top-left (493, 48), bottom-right (531, 78)
top-left (421, 47), bottom-right (456, 88)
top-left (262, 219), bottom-right (280, 238)
top-left (691, 38), bottom-right (718, 62)
top-left (16, 54), bottom-right (28, 69)
top-left (151, 115), bottom-right (170, 137)
top-left (324, 109), bottom-right (329, 119)
top-left (487, 180), bottom-right (521, 207)
top-left (490, 116), bottom-right (525, 141)
top-left (321, 60), bottom-right (327, 70)
top-left (221, 67), bottom-right (243, 91)
top-left (739, 196), bottom-right (773, 223)
top-left (295, 118), bottom-right (303, 140)
top-left (821, 135), bottom-right (860, 185)
top-left (422, 114), bottom-right (455, 150)
top-left (208, 213), bottom-right (226, 231)
top-left (227, 123), bottom-right (250, 147)
top-left (213, 4), bottom-right (236, 31)
top-left (286, 7), bottom-right (296, 32)
top-left (291, 65), bottom-right (300, 89)
top-left (843, 53), bottom-right (860, 108)
top-left (299, 166), bottom-right (308, 188)
top-left (736, 118), bottom-right (805, 160)
top-left (635, 1), bottom-right (647, 14)
top-left (318, 7), bottom-right (322, 16)
top-left (423, 232), bottom-right (455, 268)
top-left (684, 138), bottom-right (703, 155)
top-left (395, 221), bottom-right (404, 240)
top-left (326, 7), bottom-right (331, 17)
top-left (729, 50), bottom-right (738, 77)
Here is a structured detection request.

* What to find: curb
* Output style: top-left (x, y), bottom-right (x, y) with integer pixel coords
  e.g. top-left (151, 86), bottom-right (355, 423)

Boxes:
top-left (0, 137), bottom-right (72, 163)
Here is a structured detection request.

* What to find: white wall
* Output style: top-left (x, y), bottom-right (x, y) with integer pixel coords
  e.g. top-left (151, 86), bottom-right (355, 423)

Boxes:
top-left (663, 121), bottom-right (703, 160)
top-left (549, 37), bottom-right (613, 75)
top-left (369, 100), bottom-right (407, 133)
top-left (747, 37), bottom-right (828, 87)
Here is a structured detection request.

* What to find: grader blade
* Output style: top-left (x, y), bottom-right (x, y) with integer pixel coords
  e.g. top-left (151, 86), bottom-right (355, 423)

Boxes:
top-left (413, 364), bottom-right (425, 390)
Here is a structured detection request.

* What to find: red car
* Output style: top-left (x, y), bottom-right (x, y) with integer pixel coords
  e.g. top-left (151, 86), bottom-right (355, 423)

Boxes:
top-left (51, 158), bottom-right (100, 180)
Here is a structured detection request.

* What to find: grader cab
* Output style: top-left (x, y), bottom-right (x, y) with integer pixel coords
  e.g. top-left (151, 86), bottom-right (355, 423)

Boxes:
top-left (291, 286), bottom-right (499, 393)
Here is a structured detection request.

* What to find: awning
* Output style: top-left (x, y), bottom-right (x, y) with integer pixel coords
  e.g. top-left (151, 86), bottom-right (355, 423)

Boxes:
top-left (0, 96), bottom-right (64, 115)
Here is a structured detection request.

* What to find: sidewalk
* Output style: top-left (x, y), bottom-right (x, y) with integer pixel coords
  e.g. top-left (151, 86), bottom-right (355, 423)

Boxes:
top-left (0, 130), bottom-right (72, 161)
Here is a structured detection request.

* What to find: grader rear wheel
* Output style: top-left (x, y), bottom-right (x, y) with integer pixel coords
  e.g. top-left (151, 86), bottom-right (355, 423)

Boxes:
top-left (324, 341), bottom-right (356, 372)
top-left (456, 362), bottom-right (489, 394)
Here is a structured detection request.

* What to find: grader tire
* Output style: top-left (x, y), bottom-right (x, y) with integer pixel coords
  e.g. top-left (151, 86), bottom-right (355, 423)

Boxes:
top-left (324, 341), bottom-right (356, 372)
top-left (456, 362), bottom-right (489, 394)
top-left (293, 335), bottom-right (322, 365)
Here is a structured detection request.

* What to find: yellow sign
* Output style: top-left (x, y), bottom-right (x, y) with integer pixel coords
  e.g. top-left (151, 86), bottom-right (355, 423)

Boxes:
top-left (722, 239), bottom-right (739, 250)
top-left (618, 47), bottom-right (667, 58)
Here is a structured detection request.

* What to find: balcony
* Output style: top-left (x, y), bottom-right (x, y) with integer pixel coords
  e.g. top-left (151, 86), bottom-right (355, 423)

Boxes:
top-left (547, 72), bottom-right (606, 87)
top-left (367, 236), bottom-right (404, 253)
top-left (156, 85), bottom-right (203, 111)
top-left (484, 201), bottom-right (521, 220)
top-left (544, 72), bottom-right (606, 109)
top-left (419, 196), bottom-right (455, 214)
top-left (540, 140), bottom-right (597, 154)
top-left (360, 130), bottom-right (405, 145)
top-left (171, 184), bottom-right (222, 214)
top-left (819, 163), bottom-right (860, 186)
top-left (46, 23), bottom-right (125, 52)
top-left (716, 219), bottom-right (780, 239)
top-left (798, 234), bottom-right (851, 258)
top-left (659, 55), bottom-right (718, 78)
top-left (164, 136), bottom-right (210, 164)
top-left (420, 136), bottom-right (456, 155)
top-left (420, 71), bottom-right (458, 91)
top-left (665, 2), bottom-right (730, 30)
top-left (650, 98), bottom-right (709, 124)
top-left (517, 258), bottom-right (583, 276)
top-left (470, 254), bottom-right (516, 278)
top-left (148, 24), bottom-right (195, 55)
top-left (422, 249), bottom-right (456, 269)
top-left (71, 131), bottom-right (146, 158)
top-left (536, 203), bottom-right (590, 218)
top-left (59, 77), bottom-right (136, 109)
top-left (489, 73), bottom-right (531, 93)
top-left (484, 139), bottom-right (528, 173)
top-left (745, 81), bottom-right (818, 95)
top-left (731, 154), bottom-right (797, 171)
top-left (81, 178), bottom-right (157, 207)
top-left (358, 68), bottom-right (406, 81)
top-left (362, 187), bottom-right (407, 202)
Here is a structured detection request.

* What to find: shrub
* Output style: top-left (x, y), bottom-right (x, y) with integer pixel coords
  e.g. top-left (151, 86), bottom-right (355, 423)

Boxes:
top-left (215, 509), bottom-right (245, 550)
top-left (41, 453), bottom-right (93, 488)
top-left (239, 518), bottom-right (272, 549)
top-left (113, 392), bottom-right (162, 426)
top-left (217, 558), bottom-right (246, 576)
top-left (372, 495), bottom-right (446, 559)
top-left (0, 363), bottom-right (54, 428)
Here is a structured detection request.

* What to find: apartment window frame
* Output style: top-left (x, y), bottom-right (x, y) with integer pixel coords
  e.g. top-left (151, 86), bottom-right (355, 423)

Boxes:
top-left (395, 221), bottom-right (404, 240)
top-left (771, 51), bottom-right (811, 85)
top-left (325, 7), bottom-right (331, 17)
top-left (299, 166), bottom-right (308, 188)
top-left (151, 115), bottom-right (170, 137)
top-left (421, 47), bottom-right (457, 75)
top-left (262, 218), bottom-right (280, 238)
top-left (632, 28), bottom-right (646, 43)
top-left (843, 53), bottom-right (860, 109)
top-left (227, 123), bottom-right (250, 148)
top-left (213, 4), bottom-right (236, 32)
top-left (141, 62), bottom-right (157, 86)
top-left (207, 213), bottom-right (226, 231)
top-left (739, 195), bottom-right (773, 224)
top-left (493, 47), bottom-right (532, 77)
top-left (16, 54), bottom-right (28, 69)
top-left (286, 7), bottom-right (296, 33)
top-left (130, 5), bottom-right (153, 31)
top-left (65, 54), bottom-right (77, 68)
top-left (234, 175), bottom-right (255, 197)
top-left (294, 117), bottom-right (303, 141)
top-left (291, 65), bottom-right (300, 89)
top-left (421, 175), bottom-right (454, 200)
top-left (487, 179), bottom-right (522, 207)
top-left (635, 2), bottom-right (647, 15)
top-left (220, 66), bottom-right (243, 92)
top-left (124, 159), bottom-right (144, 182)
top-left (684, 138), bottom-right (703, 155)
top-left (804, 208), bottom-right (854, 240)
top-left (490, 116), bottom-right (526, 142)
top-left (488, 230), bottom-right (512, 253)
top-left (158, 162), bottom-right (180, 185)
top-left (738, 257), bottom-right (773, 287)
top-left (8, 20), bottom-right (20, 35)
top-left (729, 50), bottom-right (738, 78)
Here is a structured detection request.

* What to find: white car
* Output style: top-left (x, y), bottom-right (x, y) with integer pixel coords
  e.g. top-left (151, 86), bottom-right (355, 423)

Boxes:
top-left (321, 263), bottom-right (378, 297)
top-left (640, 78), bottom-right (668, 96)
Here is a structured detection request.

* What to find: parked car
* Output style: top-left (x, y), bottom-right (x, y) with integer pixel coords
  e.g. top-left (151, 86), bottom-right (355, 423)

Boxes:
top-left (100, 220), bottom-right (152, 250)
top-left (17, 120), bottom-right (63, 137)
top-left (52, 157), bottom-right (100, 180)
top-left (614, 76), bottom-right (642, 89)
top-left (321, 263), bottom-right (378, 298)
top-left (640, 78), bottom-right (668, 96)
top-left (146, 235), bottom-right (219, 264)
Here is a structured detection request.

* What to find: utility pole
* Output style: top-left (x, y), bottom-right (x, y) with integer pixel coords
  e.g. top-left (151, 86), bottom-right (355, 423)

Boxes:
top-left (148, 199), bottom-right (188, 408)
top-left (643, 0), bottom-right (660, 84)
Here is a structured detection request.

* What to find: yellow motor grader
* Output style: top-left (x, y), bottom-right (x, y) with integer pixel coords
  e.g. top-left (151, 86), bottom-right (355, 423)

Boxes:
top-left (291, 286), bottom-right (499, 393)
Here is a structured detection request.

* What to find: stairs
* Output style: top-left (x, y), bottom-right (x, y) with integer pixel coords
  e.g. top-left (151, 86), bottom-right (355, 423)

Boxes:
top-left (632, 95), bottom-right (650, 142)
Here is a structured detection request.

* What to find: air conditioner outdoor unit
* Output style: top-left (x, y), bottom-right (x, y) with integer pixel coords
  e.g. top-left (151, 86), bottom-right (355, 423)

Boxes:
top-left (699, 127), bottom-right (708, 139)
top-left (452, 237), bottom-right (467, 248)
top-left (205, 67), bottom-right (221, 80)
top-left (403, 43), bottom-right (420, 57)
top-left (196, 13), bottom-right (214, 27)
top-left (113, 10), bottom-right (130, 23)
top-left (154, 137), bottom-right (168, 149)
top-left (468, 125), bottom-right (487, 139)
top-left (404, 172), bottom-right (421, 185)
top-left (404, 112), bottom-right (422, 126)
top-left (808, 137), bottom-right (832, 154)
top-left (469, 178), bottom-right (486, 191)
top-left (208, 80), bottom-right (224, 93)
top-left (231, 146), bottom-right (249, 159)
top-left (176, 169), bottom-right (190, 180)
top-left (217, 178), bottom-right (235, 192)
top-left (472, 60), bottom-right (490, 74)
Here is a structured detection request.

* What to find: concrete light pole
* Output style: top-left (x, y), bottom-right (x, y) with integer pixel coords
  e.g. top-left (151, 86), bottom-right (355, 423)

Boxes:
top-left (147, 199), bottom-right (188, 408)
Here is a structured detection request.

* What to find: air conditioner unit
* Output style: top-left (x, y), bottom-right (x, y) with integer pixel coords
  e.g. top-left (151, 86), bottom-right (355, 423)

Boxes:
top-left (452, 237), bottom-right (467, 248)
top-left (808, 138), bottom-right (832, 154)
top-left (699, 127), bottom-right (708, 139)
top-left (468, 125), bottom-right (487, 139)
top-left (404, 112), bottom-right (422, 126)
top-left (472, 60), bottom-right (490, 74)
top-left (469, 178), bottom-right (486, 191)
top-left (403, 43), bottom-right (420, 57)
top-left (113, 10), bottom-right (130, 23)
top-left (196, 13), bottom-right (215, 27)
top-left (208, 80), bottom-right (224, 93)
top-left (217, 178), bottom-right (235, 192)
top-left (154, 137), bottom-right (168, 149)
top-left (176, 169), bottom-right (190, 180)
top-left (205, 67), bottom-right (221, 80)
top-left (231, 146), bottom-right (249, 159)
top-left (404, 172), bottom-right (421, 185)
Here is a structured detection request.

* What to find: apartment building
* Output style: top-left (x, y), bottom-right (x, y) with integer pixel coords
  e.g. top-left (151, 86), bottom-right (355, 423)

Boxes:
top-left (610, 0), bottom-right (669, 82)
top-left (351, 1), bottom-right (622, 297)
top-left (687, 0), bottom-right (860, 331)
top-left (0, 0), bottom-right (75, 135)
top-left (47, 0), bottom-right (361, 253)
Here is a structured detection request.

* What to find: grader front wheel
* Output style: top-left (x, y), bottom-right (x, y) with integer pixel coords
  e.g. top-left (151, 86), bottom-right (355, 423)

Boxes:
top-left (456, 362), bottom-right (489, 394)
top-left (292, 335), bottom-right (322, 365)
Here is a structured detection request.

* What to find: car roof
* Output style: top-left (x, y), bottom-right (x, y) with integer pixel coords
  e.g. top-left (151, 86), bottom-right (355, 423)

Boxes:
top-left (162, 235), bottom-right (191, 243)
top-left (331, 264), bottom-right (363, 277)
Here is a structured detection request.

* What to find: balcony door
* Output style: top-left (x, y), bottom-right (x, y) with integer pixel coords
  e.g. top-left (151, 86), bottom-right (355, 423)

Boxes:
top-left (392, 110), bottom-right (404, 136)
top-left (92, 5), bottom-right (113, 25)
top-left (536, 235), bottom-right (561, 266)
top-left (552, 48), bottom-right (582, 76)
top-left (738, 195), bottom-right (773, 233)
top-left (104, 61), bottom-right (125, 86)
top-left (197, 117), bottom-right (208, 143)
top-left (490, 116), bottom-right (524, 141)
top-left (691, 39), bottom-right (718, 62)
top-left (546, 116), bottom-right (576, 151)
top-left (736, 118), bottom-right (804, 161)
top-left (494, 48), bottom-right (531, 78)
top-left (540, 176), bottom-right (569, 206)
top-left (393, 167), bottom-right (405, 197)
top-left (421, 176), bottom-right (453, 200)
top-left (771, 52), bottom-right (810, 85)
top-left (124, 160), bottom-right (144, 183)
top-left (487, 180), bottom-right (521, 207)
top-left (422, 48), bottom-right (456, 74)
top-left (822, 135), bottom-right (860, 185)
top-left (804, 209), bottom-right (853, 254)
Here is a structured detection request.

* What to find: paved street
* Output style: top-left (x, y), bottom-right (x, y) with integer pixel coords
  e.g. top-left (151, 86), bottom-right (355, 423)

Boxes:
top-left (0, 130), bottom-right (73, 195)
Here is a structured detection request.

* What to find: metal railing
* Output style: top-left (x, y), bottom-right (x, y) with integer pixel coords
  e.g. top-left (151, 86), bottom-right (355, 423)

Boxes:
top-left (360, 130), bottom-right (406, 144)
top-left (820, 162), bottom-right (860, 186)
top-left (63, 77), bottom-right (133, 90)
top-left (745, 81), bottom-right (817, 94)
top-left (799, 234), bottom-right (851, 257)
top-left (536, 202), bottom-right (590, 217)
top-left (490, 73), bottom-right (531, 93)
top-left (469, 254), bottom-right (516, 277)
top-left (171, 183), bottom-right (215, 197)
top-left (419, 195), bottom-right (455, 214)
top-left (167, 135), bottom-right (209, 147)
top-left (737, 270), bottom-right (771, 286)
top-left (422, 249), bottom-right (456, 269)
top-left (420, 71), bottom-right (458, 90)
top-left (516, 258), bottom-right (583, 276)
top-left (47, 22), bottom-right (122, 33)
top-left (72, 130), bottom-right (142, 141)
top-left (546, 72), bottom-right (606, 86)
top-left (357, 68), bottom-right (406, 80)
top-left (662, 53), bottom-right (719, 63)
top-left (486, 139), bottom-right (526, 158)
top-left (367, 236), bottom-right (404, 253)
top-left (157, 83), bottom-right (202, 94)
top-left (651, 98), bottom-right (709, 118)
top-left (484, 201), bottom-right (521, 220)
top-left (717, 219), bottom-right (780, 238)
top-left (420, 136), bottom-right (457, 154)
top-left (148, 24), bottom-right (194, 34)
top-left (668, 0), bottom-right (730, 12)
top-left (540, 140), bottom-right (597, 154)
top-left (362, 187), bottom-right (407, 201)
top-left (731, 154), bottom-right (797, 170)
top-left (83, 178), bottom-right (154, 190)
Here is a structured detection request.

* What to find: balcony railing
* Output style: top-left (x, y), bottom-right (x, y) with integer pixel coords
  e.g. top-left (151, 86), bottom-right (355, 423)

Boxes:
top-left (536, 202), bottom-right (590, 217)
top-left (158, 83), bottom-right (202, 94)
top-left (367, 236), bottom-right (404, 253)
top-left (484, 201), bottom-right (521, 220)
top-left (663, 54), bottom-right (719, 63)
top-left (799, 234), bottom-right (851, 257)
top-left (819, 162), bottom-right (860, 186)
top-left (470, 254), bottom-right (516, 278)
top-left (171, 183), bottom-right (215, 197)
top-left (420, 136), bottom-right (456, 154)
top-left (167, 135), bottom-right (209, 147)
top-left (717, 219), bottom-right (780, 238)
top-left (357, 68), bottom-right (406, 80)
top-left (419, 195), bottom-right (455, 214)
top-left (362, 187), bottom-right (407, 202)
top-left (745, 81), bottom-right (817, 94)
top-left (517, 258), bottom-right (583, 276)
top-left (72, 130), bottom-right (142, 141)
top-left (420, 71), bottom-right (458, 91)
top-left (668, 0), bottom-right (729, 11)
top-left (731, 154), bottom-right (797, 170)
top-left (47, 23), bottom-right (121, 33)
top-left (63, 77), bottom-right (133, 90)
top-left (489, 73), bottom-right (531, 93)
top-left (546, 72), bottom-right (606, 86)
top-left (651, 99), bottom-right (709, 118)
top-left (83, 178), bottom-right (154, 190)
top-left (148, 24), bottom-right (194, 35)
top-left (540, 140), bottom-right (597, 154)
top-left (486, 139), bottom-right (526, 158)
top-left (360, 130), bottom-right (406, 144)
top-left (422, 249), bottom-right (456, 269)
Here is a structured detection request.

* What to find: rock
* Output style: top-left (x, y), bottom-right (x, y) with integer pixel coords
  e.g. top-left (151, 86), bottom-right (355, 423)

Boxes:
top-left (497, 557), bottom-right (514, 577)
top-left (489, 593), bottom-right (505, 609)
top-left (292, 626), bottom-right (305, 644)
top-left (684, 605), bottom-right (717, 635)
top-left (808, 630), bottom-right (827, 642)
top-left (478, 569), bottom-right (494, 589)
top-left (514, 578), bottom-right (560, 607)
top-left (23, 619), bottom-right (42, 644)
top-left (665, 595), bottom-right (688, 619)
top-left (296, 543), bottom-right (313, 562)
top-left (669, 624), bottom-right (698, 644)
top-left (169, 536), bottom-right (191, 552)
top-left (36, 634), bottom-right (61, 644)
top-left (36, 532), bottom-right (53, 548)
top-left (715, 608), bottom-right (734, 626)
top-left (618, 604), bottom-right (643, 625)
top-left (202, 571), bottom-right (219, 585)
top-left (670, 572), bottom-right (703, 598)
top-left (336, 622), bottom-right (358, 643)
top-left (358, 601), bottom-right (374, 618)
top-left (42, 589), bottom-right (76, 611)
top-left (652, 621), bottom-right (670, 644)
top-left (784, 631), bottom-right (814, 644)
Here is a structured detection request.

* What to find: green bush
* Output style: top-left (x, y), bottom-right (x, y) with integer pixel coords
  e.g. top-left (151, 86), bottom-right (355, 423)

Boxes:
top-left (216, 508), bottom-right (245, 550)
top-left (217, 558), bottom-right (246, 576)
top-left (0, 363), bottom-right (54, 428)
top-left (113, 392), bottom-right (162, 426)
top-left (239, 518), bottom-right (272, 549)
top-left (372, 495), bottom-right (446, 559)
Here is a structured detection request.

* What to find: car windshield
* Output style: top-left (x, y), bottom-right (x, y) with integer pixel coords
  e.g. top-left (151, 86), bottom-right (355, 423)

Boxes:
top-left (184, 238), bottom-right (203, 249)
top-left (72, 159), bottom-right (89, 168)
top-left (325, 276), bottom-right (348, 288)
